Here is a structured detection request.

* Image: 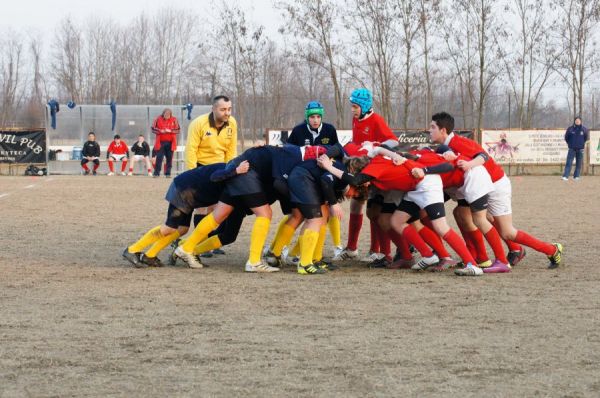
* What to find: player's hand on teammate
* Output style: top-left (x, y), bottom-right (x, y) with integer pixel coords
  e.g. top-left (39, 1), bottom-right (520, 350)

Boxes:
top-left (457, 159), bottom-right (473, 171)
top-left (317, 154), bottom-right (333, 169)
top-left (330, 203), bottom-right (343, 220)
top-left (236, 160), bottom-right (250, 174)
top-left (412, 168), bottom-right (425, 178)
top-left (442, 151), bottom-right (457, 161)
top-left (391, 154), bottom-right (406, 165)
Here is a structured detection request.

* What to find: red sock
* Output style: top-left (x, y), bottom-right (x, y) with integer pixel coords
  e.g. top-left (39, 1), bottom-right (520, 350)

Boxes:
top-left (147, 168), bottom-right (152, 173)
top-left (82, 163), bottom-right (89, 172)
top-left (443, 229), bottom-right (476, 265)
top-left (108, 160), bottom-right (114, 172)
top-left (457, 224), bottom-right (478, 260)
top-left (121, 160), bottom-right (128, 172)
top-left (369, 220), bottom-right (380, 253)
top-left (129, 167), bottom-right (133, 172)
top-left (93, 163), bottom-right (99, 171)
top-left (347, 213), bottom-right (363, 251)
top-left (389, 230), bottom-right (412, 260)
top-left (419, 226), bottom-right (450, 258)
top-left (505, 239), bottom-right (522, 252)
top-left (468, 229), bottom-right (490, 263)
top-left (402, 225), bottom-right (433, 257)
top-left (378, 225), bottom-right (391, 257)
top-left (484, 228), bottom-right (508, 263)
top-left (514, 230), bottom-right (555, 256)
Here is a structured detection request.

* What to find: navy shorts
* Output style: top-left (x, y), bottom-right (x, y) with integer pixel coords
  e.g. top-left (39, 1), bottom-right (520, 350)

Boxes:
top-left (289, 167), bottom-right (323, 219)
top-left (165, 182), bottom-right (193, 215)
top-left (165, 204), bottom-right (193, 229)
top-left (225, 169), bottom-right (264, 196)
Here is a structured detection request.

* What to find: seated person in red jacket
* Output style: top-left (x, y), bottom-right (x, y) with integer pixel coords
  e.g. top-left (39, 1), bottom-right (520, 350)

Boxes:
top-left (152, 108), bottom-right (180, 177)
top-left (107, 134), bottom-right (129, 176)
top-left (128, 135), bottom-right (152, 176)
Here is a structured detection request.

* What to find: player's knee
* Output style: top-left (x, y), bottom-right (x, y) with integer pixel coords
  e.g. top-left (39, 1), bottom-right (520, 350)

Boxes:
top-left (177, 226), bottom-right (189, 236)
top-left (218, 230), bottom-right (238, 245)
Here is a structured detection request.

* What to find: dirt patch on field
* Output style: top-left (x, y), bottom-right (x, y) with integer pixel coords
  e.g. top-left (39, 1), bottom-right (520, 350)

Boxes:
top-left (1, 175), bottom-right (599, 397)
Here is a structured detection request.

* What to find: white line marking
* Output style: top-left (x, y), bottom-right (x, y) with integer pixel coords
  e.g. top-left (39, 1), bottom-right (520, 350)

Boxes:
top-left (0, 193), bottom-right (9, 199)
top-left (24, 185), bottom-right (35, 189)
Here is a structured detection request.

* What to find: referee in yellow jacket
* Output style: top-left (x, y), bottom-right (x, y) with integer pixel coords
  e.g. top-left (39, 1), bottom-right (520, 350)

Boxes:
top-left (184, 95), bottom-right (238, 257)
top-left (185, 95), bottom-right (237, 169)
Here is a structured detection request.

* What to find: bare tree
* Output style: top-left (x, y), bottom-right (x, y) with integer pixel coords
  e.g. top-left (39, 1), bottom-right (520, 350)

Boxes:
top-left (278, 0), bottom-right (346, 127)
top-left (396, 0), bottom-right (423, 129)
top-left (502, 0), bottom-right (557, 128)
top-left (419, 0), bottom-right (440, 127)
top-left (0, 31), bottom-right (27, 126)
top-left (443, 0), bottom-right (505, 132)
top-left (51, 18), bottom-right (85, 102)
top-left (345, 0), bottom-right (400, 123)
top-left (553, 0), bottom-right (600, 118)
top-left (217, 3), bottom-right (251, 149)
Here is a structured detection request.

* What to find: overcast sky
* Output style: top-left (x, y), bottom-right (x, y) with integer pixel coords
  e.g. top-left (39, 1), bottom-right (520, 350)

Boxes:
top-left (0, 0), bottom-right (580, 108)
top-left (1, 0), bottom-right (282, 38)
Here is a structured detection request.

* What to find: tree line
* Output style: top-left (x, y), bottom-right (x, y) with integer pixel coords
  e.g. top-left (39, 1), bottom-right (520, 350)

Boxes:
top-left (2, 0), bottom-right (600, 138)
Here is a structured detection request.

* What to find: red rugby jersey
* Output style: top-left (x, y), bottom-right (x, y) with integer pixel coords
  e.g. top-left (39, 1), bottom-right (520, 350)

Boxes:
top-left (447, 134), bottom-right (505, 182)
top-left (412, 150), bottom-right (465, 188)
top-left (107, 140), bottom-right (129, 156)
top-left (361, 156), bottom-right (423, 192)
top-left (352, 112), bottom-right (397, 145)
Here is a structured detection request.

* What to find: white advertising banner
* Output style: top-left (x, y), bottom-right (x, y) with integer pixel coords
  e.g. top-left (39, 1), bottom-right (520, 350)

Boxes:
top-left (589, 131), bottom-right (600, 165)
top-left (481, 130), bottom-right (569, 164)
top-left (268, 129), bottom-right (352, 146)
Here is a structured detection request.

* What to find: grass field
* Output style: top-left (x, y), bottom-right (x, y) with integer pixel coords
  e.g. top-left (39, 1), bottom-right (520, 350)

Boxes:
top-left (1, 174), bottom-right (599, 397)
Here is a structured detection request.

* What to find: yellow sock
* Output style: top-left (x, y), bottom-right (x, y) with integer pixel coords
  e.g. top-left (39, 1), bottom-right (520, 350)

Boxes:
top-left (271, 224), bottom-right (296, 257)
top-left (249, 217), bottom-right (271, 264)
top-left (128, 226), bottom-right (163, 253)
top-left (181, 213), bottom-right (219, 253)
top-left (193, 235), bottom-right (223, 255)
top-left (146, 231), bottom-right (180, 258)
top-left (300, 229), bottom-right (320, 266)
top-left (313, 226), bottom-right (327, 262)
top-left (269, 215), bottom-right (289, 250)
top-left (328, 217), bottom-right (341, 247)
top-left (290, 236), bottom-right (302, 257)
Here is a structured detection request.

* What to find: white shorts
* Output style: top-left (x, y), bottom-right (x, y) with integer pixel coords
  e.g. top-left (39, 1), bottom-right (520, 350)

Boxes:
top-left (487, 175), bottom-right (512, 216)
top-left (109, 154), bottom-right (127, 162)
top-left (457, 165), bottom-right (495, 203)
top-left (404, 174), bottom-right (444, 209)
top-left (132, 155), bottom-right (148, 161)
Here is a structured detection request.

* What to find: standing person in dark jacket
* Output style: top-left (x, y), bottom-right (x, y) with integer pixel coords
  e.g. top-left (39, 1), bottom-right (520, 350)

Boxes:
top-left (81, 131), bottom-right (100, 175)
top-left (287, 101), bottom-right (339, 147)
top-left (286, 101), bottom-right (343, 259)
top-left (562, 116), bottom-right (590, 181)
top-left (152, 108), bottom-right (180, 177)
top-left (128, 135), bottom-right (153, 176)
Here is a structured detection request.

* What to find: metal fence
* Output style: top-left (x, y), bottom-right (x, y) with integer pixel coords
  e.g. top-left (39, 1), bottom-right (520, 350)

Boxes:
top-left (45, 104), bottom-right (212, 147)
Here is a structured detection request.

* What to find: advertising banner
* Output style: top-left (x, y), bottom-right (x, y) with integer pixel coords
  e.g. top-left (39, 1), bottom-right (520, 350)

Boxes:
top-left (0, 129), bottom-right (47, 163)
top-left (589, 130), bottom-right (600, 165)
top-left (481, 130), bottom-right (568, 164)
top-left (267, 129), bottom-right (474, 150)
